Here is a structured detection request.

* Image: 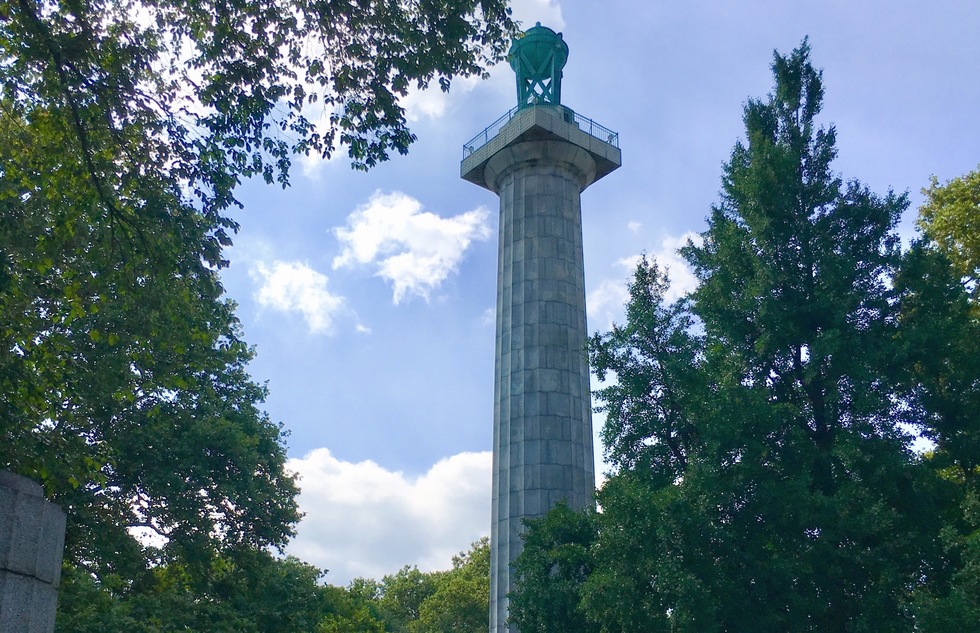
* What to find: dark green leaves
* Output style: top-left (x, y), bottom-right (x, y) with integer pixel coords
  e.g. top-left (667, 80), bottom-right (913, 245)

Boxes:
top-left (510, 504), bottom-right (599, 633)
top-left (589, 256), bottom-right (702, 481)
top-left (2, 0), bottom-right (513, 613)
top-left (510, 41), bottom-right (968, 632)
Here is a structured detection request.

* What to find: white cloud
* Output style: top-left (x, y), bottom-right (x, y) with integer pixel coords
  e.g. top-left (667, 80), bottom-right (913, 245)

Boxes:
top-left (401, 75), bottom-right (483, 122)
top-left (286, 448), bottom-right (492, 585)
top-left (587, 232), bottom-right (703, 331)
top-left (657, 232), bottom-right (702, 302)
top-left (511, 0), bottom-right (565, 29)
top-left (251, 260), bottom-right (345, 334)
top-left (587, 280), bottom-right (627, 330)
top-left (627, 220), bottom-right (642, 234)
top-left (480, 307), bottom-right (496, 327)
top-left (333, 191), bottom-right (492, 303)
top-left (297, 104), bottom-right (343, 180)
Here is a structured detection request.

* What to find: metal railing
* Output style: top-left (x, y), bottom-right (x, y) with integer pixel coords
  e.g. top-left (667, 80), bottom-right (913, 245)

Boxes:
top-left (462, 105), bottom-right (619, 158)
top-left (462, 106), bottom-right (519, 157)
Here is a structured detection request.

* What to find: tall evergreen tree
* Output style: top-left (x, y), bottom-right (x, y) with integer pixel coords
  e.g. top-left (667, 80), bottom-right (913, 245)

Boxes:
top-left (513, 41), bottom-right (946, 632)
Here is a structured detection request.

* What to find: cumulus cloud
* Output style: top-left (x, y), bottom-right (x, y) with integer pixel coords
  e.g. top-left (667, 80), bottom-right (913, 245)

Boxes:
top-left (587, 232), bottom-right (703, 331)
top-left (333, 191), bottom-right (492, 303)
top-left (286, 449), bottom-right (492, 585)
top-left (657, 232), bottom-right (702, 301)
top-left (512, 0), bottom-right (565, 29)
top-left (587, 256), bottom-right (640, 332)
top-left (251, 260), bottom-right (345, 334)
top-left (400, 75), bottom-right (484, 122)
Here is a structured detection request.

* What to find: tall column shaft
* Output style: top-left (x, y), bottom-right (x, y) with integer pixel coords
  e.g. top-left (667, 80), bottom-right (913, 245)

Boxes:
top-left (462, 102), bottom-right (621, 633)
top-left (489, 141), bottom-right (596, 633)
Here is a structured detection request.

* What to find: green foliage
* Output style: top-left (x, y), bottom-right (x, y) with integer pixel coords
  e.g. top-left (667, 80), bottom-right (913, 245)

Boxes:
top-left (57, 552), bottom-right (329, 633)
top-left (1, 78), bottom-right (301, 582)
top-left (895, 171), bottom-right (980, 631)
top-left (666, 42), bottom-right (931, 628)
top-left (511, 40), bottom-right (966, 632)
top-left (509, 504), bottom-right (598, 633)
top-left (376, 566), bottom-right (442, 632)
top-left (917, 166), bottom-right (980, 298)
top-left (318, 538), bottom-right (491, 633)
top-left (588, 257), bottom-right (704, 485)
top-left (54, 517), bottom-right (491, 631)
top-left (321, 581), bottom-right (387, 633)
top-left (894, 243), bottom-right (980, 475)
top-left (59, 547), bottom-right (490, 633)
top-left (1, 1), bottom-right (514, 629)
top-left (55, 567), bottom-right (141, 633)
top-left (0, 0), bottom-right (514, 609)
top-left (411, 537), bottom-right (490, 633)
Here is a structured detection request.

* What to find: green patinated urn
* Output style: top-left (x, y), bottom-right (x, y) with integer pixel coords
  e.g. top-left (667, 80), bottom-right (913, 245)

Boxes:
top-left (508, 22), bottom-right (568, 107)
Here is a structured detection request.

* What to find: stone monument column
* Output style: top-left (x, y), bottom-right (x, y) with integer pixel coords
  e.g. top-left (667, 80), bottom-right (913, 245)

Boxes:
top-left (461, 24), bottom-right (621, 633)
top-left (0, 471), bottom-right (67, 633)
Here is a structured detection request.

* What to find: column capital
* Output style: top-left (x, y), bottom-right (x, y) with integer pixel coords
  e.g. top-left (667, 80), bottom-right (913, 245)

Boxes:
top-left (461, 106), bottom-right (621, 193)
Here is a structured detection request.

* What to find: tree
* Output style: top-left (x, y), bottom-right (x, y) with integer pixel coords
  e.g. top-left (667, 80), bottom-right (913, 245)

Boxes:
top-left (672, 42), bottom-right (933, 630)
top-left (376, 565), bottom-right (442, 633)
top-left (320, 579), bottom-right (387, 633)
top-left (675, 40), bottom-right (937, 630)
top-left (56, 551), bottom-right (329, 633)
top-left (513, 41), bottom-right (946, 632)
top-left (0, 0), bottom-right (514, 595)
top-left (917, 166), bottom-right (980, 301)
top-left (509, 504), bottom-right (598, 633)
top-left (411, 537), bottom-right (490, 633)
top-left (2, 110), bottom-right (301, 580)
top-left (578, 259), bottom-right (711, 633)
top-left (894, 171), bottom-right (980, 631)
top-left (319, 539), bottom-right (491, 633)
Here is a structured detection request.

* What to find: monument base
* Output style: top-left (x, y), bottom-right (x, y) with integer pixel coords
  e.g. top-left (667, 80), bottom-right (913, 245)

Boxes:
top-left (0, 471), bottom-right (67, 633)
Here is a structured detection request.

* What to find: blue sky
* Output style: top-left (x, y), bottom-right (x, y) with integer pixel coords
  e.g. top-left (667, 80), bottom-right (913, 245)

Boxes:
top-left (216, 0), bottom-right (980, 584)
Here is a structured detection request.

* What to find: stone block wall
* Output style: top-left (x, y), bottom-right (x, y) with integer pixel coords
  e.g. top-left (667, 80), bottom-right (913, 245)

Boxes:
top-left (0, 471), bottom-right (67, 633)
top-left (488, 140), bottom-right (598, 633)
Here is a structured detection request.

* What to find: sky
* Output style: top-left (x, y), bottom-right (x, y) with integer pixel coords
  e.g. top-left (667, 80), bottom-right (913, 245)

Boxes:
top-left (216, 0), bottom-right (980, 585)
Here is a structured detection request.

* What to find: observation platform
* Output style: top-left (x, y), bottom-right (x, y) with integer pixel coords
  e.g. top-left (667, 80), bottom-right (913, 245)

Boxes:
top-left (461, 105), bottom-right (621, 192)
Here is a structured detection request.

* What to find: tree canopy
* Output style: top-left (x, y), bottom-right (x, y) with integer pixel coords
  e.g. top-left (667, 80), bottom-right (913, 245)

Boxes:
top-left (508, 503), bottom-right (598, 633)
top-left (917, 166), bottom-right (980, 300)
top-left (894, 168), bottom-right (980, 630)
top-left (317, 538), bottom-right (491, 633)
top-left (0, 0), bottom-right (514, 618)
top-left (57, 550), bottom-right (329, 633)
top-left (410, 536), bottom-right (490, 633)
top-left (511, 41), bottom-right (979, 633)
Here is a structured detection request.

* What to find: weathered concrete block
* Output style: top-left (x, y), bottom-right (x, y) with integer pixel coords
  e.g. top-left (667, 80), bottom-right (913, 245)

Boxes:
top-left (0, 574), bottom-right (58, 633)
top-left (0, 471), bottom-right (67, 633)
